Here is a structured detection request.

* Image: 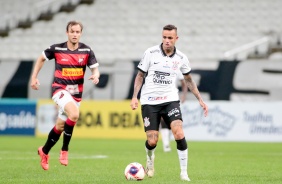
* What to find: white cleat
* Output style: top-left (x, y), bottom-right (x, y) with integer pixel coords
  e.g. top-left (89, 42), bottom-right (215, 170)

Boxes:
top-left (180, 173), bottom-right (191, 181)
top-left (163, 146), bottom-right (171, 152)
top-left (146, 155), bottom-right (155, 177)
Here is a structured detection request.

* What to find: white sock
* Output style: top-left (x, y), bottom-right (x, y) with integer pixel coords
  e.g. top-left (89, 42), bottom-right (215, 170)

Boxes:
top-left (145, 146), bottom-right (155, 159)
top-left (177, 149), bottom-right (188, 174)
top-left (160, 128), bottom-right (170, 149)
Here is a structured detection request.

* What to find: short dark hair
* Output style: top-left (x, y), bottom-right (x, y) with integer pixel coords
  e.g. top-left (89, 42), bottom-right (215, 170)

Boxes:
top-left (66, 20), bottom-right (83, 32)
top-left (163, 24), bottom-right (177, 32)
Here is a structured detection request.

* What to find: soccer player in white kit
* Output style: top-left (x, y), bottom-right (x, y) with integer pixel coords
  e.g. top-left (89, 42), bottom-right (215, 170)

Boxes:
top-left (130, 24), bottom-right (208, 181)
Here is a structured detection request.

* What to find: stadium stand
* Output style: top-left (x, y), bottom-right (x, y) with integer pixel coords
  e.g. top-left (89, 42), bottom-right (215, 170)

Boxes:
top-left (0, 0), bottom-right (281, 61)
top-left (0, 0), bottom-right (281, 100)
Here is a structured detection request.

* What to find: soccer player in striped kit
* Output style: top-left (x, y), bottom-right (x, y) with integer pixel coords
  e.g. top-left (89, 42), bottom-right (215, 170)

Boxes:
top-left (30, 20), bottom-right (100, 170)
top-left (130, 24), bottom-right (208, 181)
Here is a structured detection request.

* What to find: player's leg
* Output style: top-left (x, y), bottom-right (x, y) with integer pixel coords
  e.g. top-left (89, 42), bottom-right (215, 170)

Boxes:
top-left (52, 90), bottom-right (80, 166)
top-left (142, 104), bottom-right (161, 178)
top-left (38, 109), bottom-right (64, 170)
top-left (164, 101), bottom-right (190, 181)
top-left (160, 118), bottom-right (171, 152)
top-left (145, 129), bottom-right (158, 177)
top-left (59, 100), bottom-right (79, 166)
top-left (171, 119), bottom-right (190, 181)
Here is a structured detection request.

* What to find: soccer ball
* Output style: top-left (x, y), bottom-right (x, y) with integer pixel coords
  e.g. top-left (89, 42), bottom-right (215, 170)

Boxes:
top-left (124, 162), bottom-right (146, 181)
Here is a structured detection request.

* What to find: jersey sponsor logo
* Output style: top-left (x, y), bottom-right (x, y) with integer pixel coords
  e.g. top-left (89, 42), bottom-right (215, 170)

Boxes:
top-left (66, 84), bottom-right (79, 95)
top-left (163, 64), bottom-right (170, 68)
top-left (153, 71), bottom-right (172, 85)
top-left (144, 117), bottom-right (150, 127)
top-left (148, 96), bottom-right (167, 101)
top-left (55, 47), bottom-right (67, 51)
top-left (62, 68), bottom-right (83, 76)
top-left (61, 58), bottom-right (68, 61)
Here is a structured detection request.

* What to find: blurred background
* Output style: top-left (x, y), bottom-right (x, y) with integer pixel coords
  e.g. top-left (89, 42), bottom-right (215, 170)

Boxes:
top-left (0, 0), bottom-right (281, 141)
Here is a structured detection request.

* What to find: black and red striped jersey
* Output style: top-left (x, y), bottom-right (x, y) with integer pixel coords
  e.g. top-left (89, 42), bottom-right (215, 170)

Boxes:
top-left (42, 42), bottom-right (99, 102)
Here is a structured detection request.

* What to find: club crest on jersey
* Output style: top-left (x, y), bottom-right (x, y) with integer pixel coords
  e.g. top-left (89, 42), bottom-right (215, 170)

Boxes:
top-left (144, 117), bottom-right (150, 127)
top-left (172, 61), bottom-right (180, 70)
top-left (78, 57), bottom-right (84, 63)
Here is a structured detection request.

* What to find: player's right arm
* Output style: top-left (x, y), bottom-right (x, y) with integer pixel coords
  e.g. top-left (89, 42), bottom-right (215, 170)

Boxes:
top-left (30, 54), bottom-right (46, 90)
top-left (130, 71), bottom-right (144, 110)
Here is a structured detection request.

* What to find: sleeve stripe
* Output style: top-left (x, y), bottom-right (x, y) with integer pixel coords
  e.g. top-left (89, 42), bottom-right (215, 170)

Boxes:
top-left (137, 67), bottom-right (146, 73)
top-left (89, 63), bottom-right (99, 68)
top-left (42, 51), bottom-right (48, 61)
top-left (183, 71), bottom-right (191, 75)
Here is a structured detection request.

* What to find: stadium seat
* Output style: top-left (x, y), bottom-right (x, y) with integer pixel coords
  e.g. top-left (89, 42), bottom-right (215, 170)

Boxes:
top-left (0, 0), bottom-right (281, 61)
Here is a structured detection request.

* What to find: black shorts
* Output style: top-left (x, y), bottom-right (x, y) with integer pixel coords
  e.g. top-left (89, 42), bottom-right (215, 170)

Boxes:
top-left (160, 117), bottom-right (169, 129)
top-left (141, 101), bottom-right (182, 132)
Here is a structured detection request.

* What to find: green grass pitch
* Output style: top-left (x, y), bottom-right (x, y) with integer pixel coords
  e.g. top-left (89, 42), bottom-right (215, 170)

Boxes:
top-left (0, 136), bottom-right (281, 184)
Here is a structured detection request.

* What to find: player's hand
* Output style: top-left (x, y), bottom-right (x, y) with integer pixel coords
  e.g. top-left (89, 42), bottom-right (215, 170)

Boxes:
top-left (130, 98), bottom-right (139, 110)
top-left (199, 100), bottom-right (208, 117)
top-left (88, 75), bottom-right (99, 85)
top-left (180, 96), bottom-right (186, 104)
top-left (30, 78), bottom-right (40, 90)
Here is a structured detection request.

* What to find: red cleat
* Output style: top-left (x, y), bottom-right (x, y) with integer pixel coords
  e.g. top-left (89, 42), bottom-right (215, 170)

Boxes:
top-left (38, 146), bottom-right (49, 170)
top-left (60, 150), bottom-right (68, 166)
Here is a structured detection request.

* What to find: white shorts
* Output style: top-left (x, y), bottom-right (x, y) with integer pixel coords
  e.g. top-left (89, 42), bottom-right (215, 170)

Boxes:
top-left (52, 90), bottom-right (80, 121)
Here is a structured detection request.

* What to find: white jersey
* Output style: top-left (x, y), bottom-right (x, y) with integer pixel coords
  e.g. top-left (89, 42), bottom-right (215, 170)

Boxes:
top-left (176, 70), bottom-right (184, 81)
top-left (137, 44), bottom-right (191, 105)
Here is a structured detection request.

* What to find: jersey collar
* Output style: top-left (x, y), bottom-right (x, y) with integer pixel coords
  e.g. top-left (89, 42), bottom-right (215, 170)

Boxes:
top-left (160, 43), bottom-right (176, 57)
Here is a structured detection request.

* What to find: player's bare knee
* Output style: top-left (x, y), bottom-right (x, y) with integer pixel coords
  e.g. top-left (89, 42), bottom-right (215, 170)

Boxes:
top-left (146, 131), bottom-right (159, 146)
top-left (56, 124), bottom-right (64, 132)
top-left (173, 129), bottom-right (184, 140)
top-left (55, 119), bottom-right (65, 131)
top-left (68, 112), bottom-right (79, 122)
top-left (174, 133), bottom-right (184, 140)
top-left (147, 139), bottom-right (158, 147)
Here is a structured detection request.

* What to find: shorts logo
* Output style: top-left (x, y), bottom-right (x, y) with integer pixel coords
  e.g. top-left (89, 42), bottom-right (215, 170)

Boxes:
top-left (168, 108), bottom-right (180, 117)
top-left (144, 117), bottom-right (150, 127)
top-left (59, 92), bottom-right (64, 99)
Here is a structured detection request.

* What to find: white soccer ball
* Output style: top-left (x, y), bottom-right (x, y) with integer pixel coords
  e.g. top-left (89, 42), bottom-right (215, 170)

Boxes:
top-left (124, 162), bottom-right (146, 181)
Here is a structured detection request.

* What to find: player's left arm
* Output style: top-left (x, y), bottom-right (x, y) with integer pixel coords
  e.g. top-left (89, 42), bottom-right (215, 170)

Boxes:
top-left (87, 49), bottom-right (100, 84)
top-left (180, 79), bottom-right (188, 103)
top-left (89, 67), bottom-right (100, 85)
top-left (184, 74), bottom-right (208, 116)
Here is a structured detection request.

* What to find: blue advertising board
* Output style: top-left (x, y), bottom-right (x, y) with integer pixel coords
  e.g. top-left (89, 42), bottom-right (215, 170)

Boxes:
top-left (0, 99), bottom-right (36, 136)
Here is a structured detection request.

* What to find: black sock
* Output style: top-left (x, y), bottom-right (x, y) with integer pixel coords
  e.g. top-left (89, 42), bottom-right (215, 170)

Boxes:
top-left (42, 127), bottom-right (62, 154)
top-left (62, 119), bottom-right (76, 151)
top-left (145, 140), bottom-right (156, 150)
top-left (176, 137), bottom-right (188, 151)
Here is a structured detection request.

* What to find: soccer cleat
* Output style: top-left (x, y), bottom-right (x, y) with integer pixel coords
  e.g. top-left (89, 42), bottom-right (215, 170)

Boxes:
top-left (163, 145), bottom-right (171, 152)
top-left (180, 173), bottom-right (191, 181)
top-left (146, 155), bottom-right (155, 177)
top-left (38, 146), bottom-right (49, 170)
top-left (59, 150), bottom-right (68, 166)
